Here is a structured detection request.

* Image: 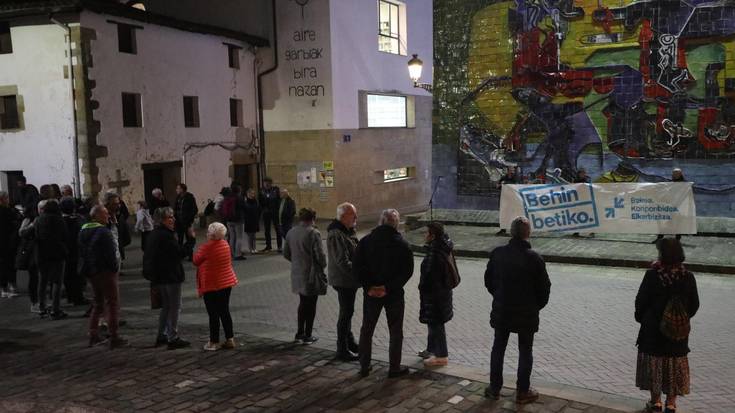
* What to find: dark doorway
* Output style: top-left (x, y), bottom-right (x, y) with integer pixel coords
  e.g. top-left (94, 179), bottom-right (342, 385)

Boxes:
top-left (1, 170), bottom-right (24, 206)
top-left (233, 164), bottom-right (257, 192)
top-left (142, 161), bottom-right (181, 208)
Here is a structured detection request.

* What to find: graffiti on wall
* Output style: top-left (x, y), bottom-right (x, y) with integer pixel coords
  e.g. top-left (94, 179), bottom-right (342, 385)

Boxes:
top-left (457, 0), bottom-right (735, 186)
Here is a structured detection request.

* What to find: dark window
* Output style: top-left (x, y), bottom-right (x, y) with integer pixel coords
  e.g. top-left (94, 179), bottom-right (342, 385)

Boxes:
top-left (183, 96), bottom-right (199, 127)
top-left (117, 24), bottom-right (137, 54)
top-left (230, 98), bottom-right (242, 126)
top-left (0, 22), bottom-right (12, 54)
top-left (122, 93), bottom-right (142, 127)
top-left (227, 44), bottom-right (240, 69)
top-left (0, 95), bottom-right (19, 130)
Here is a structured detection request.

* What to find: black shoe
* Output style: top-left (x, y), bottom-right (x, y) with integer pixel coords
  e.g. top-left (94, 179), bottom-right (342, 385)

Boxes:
top-left (167, 338), bottom-right (191, 350)
top-left (516, 388), bottom-right (539, 404)
top-left (294, 333), bottom-right (304, 344)
top-left (417, 349), bottom-right (433, 359)
top-left (484, 386), bottom-right (500, 400)
top-left (495, 229), bottom-right (507, 235)
top-left (260, 247), bottom-right (272, 252)
top-left (336, 350), bottom-right (359, 361)
top-left (88, 335), bottom-right (107, 347)
top-left (50, 310), bottom-right (68, 320)
top-left (645, 401), bottom-right (663, 412)
top-left (235, 256), bottom-right (247, 261)
top-left (387, 367), bottom-right (410, 378)
top-left (301, 336), bottom-right (318, 345)
top-left (109, 336), bottom-right (129, 349)
top-left (347, 335), bottom-right (359, 354)
top-left (359, 365), bottom-right (372, 378)
top-left (154, 336), bottom-right (168, 347)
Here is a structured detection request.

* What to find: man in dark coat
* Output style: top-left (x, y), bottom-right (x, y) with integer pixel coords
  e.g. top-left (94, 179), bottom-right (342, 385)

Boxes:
top-left (149, 188), bottom-right (170, 214)
top-left (327, 202), bottom-right (360, 361)
top-left (354, 209), bottom-right (414, 378)
top-left (15, 176), bottom-right (39, 214)
top-left (258, 177), bottom-right (281, 252)
top-left (277, 188), bottom-right (296, 247)
top-left (143, 207), bottom-right (192, 349)
top-left (484, 216), bottom-right (551, 404)
top-left (60, 197), bottom-right (86, 305)
top-left (0, 191), bottom-right (20, 298)
top-left (174, 183), bottom-right (197, 259)
top-left (35, 199), bottom-right (69, 319)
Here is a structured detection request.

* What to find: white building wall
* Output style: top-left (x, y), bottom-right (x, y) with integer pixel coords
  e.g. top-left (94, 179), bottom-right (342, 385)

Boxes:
top-left (329, 0), bottom-right (433, 129)
top-left (262, 0), bottom-right (333, 132)
top-left (0, 24), bottom-right (76, 191)
top-left (82, 11), bottom-right (258, 207)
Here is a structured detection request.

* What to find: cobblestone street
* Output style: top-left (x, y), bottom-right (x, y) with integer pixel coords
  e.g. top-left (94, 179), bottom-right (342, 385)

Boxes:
top-left (1, 247), bottom-right (733, 412)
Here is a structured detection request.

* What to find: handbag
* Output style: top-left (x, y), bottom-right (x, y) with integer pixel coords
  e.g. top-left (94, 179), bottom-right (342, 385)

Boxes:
top-left (150, 284), bottom-right (162, 310)
top-left (660, 294), bottom-right (690, 341)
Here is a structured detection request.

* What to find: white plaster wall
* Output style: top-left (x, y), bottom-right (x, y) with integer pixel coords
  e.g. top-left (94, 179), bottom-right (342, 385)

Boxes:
top-left (262, 0), bottom-right (333, 131)
top-left (0, 24), bottom-right (76, 191)
top-left (82, 11), bottom-right (258, 208)
top-left (329, 0), bottom-right (433, 129)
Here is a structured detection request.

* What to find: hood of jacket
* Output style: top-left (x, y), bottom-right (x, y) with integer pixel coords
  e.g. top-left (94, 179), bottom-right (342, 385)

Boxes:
top-left (425, 234), bottom-right (453, 254)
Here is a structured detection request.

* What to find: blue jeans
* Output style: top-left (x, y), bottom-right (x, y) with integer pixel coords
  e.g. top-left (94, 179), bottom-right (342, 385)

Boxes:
top-left (490, 328), bottom-right (534, 393)
top-left (157, 283), bottom-right (182, 342)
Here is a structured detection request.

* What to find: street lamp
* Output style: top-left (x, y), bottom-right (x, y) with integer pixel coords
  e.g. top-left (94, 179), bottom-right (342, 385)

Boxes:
top-left (408, 54), bottom-right (432, 92)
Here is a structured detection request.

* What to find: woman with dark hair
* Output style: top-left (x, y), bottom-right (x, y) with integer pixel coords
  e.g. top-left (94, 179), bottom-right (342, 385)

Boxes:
top-left (635, 238), bottom-right (699, 413)
top-left (418, 222), bottom-right (458, 367)
top-left (283, 208), bottom-right (327, 345)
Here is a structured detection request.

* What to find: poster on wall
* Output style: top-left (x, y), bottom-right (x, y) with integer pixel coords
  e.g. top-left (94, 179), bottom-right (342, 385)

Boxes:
top-left (499, 183), bottom-right (697, 234)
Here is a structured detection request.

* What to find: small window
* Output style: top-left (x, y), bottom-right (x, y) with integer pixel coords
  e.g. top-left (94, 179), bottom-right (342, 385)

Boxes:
top-left (122, 93), bottom-right (142, 127)
top-left (183, 96), bottom-right (199, 127)
top-left (117, 23), bottom-right (137, 54)
top-left (0, 95), bottom-right (20, 129)
top-left (384, 167), bottom-right (410, 182)
top-left (378, 0), bottom-right (403, 55)
top-left (0, 22), bottom-right (12, 54)
top-left (367, 94), bottom-right (407, 127)
top-left (227, 44), bottom-right (240, 69)
top-left (230, 98), bottom-right (243, 126)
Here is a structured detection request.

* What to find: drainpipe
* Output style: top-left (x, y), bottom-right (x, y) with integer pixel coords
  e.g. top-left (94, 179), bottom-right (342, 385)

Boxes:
top-left (50, 16), bottom-right (82, 198)
top-left (256, 0), bottom-right (279, 187)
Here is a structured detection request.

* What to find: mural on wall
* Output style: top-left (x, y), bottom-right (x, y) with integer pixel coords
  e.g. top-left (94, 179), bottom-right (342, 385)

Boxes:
top-left (452, 0), bottom-right (735, 189)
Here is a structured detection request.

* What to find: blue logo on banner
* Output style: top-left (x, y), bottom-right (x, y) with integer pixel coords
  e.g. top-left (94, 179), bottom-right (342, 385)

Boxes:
top-left (520, 184), bottom-right (600, 232)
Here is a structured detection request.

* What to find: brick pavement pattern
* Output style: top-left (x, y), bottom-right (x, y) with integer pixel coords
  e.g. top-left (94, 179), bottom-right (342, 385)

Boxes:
top-left (0, 308), bottom-right (624, 413)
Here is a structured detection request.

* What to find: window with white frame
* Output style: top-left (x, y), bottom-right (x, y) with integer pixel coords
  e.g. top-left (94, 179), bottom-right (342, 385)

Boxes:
top-left (378, 0), bottom-right (406, 55)
top-left (383, 167), bottom-right (410, 182)
top-left (367, 94), bottom-right (407, 127)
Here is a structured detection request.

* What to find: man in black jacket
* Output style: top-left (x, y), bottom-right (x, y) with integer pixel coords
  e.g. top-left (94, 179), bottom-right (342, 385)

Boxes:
top-left (354, 209), bottom-right (414, 378)
top-left (483, 216), bottom-right (551, 404)
top-left (278, 188), bottom-right (296, 245)
top-left (0, 191), bottom-right (20, 298)
top-left (80, 204), bottom-right (127, 349)
top-left (143, 207), bottom-right (192, 349)
top-left (174, 183), bottom-right (197, 259)
top-left (35, 199), bottom-right (69, 319)
top-left (258, 177), bottom-right (281, 252)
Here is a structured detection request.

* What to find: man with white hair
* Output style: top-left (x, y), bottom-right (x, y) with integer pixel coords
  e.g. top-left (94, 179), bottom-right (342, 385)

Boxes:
top-left (353, 209), bottom-right (414, 378)
top-left (327, 202), bottom-right (360, 361)
top-left (149, 188), bottom-right (170, 213)
top-left (483, 216), bottom-right (551, 404)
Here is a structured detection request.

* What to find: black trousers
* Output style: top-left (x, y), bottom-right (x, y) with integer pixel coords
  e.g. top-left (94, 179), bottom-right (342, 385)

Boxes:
top-left (490, 328), bottom-right (535, 393)
top-left (141, 231), bottom-right (150, 252)
top-left (27, 264), bottom-right (38, 304)
top-left (203, 287), bottom-right (233, 343)
top-left (63, 259), bottom-right (85, 303)
top-left (297, 294), bottom-right (318, 338)
top-left (38, 260), bottom-right (64, 313)
top-left (0, 259), bottom-right (15, 289)
top-left (176, 223), bottom-right (195, 257)
top-left (334, 286), bottom-right (358, 351)
top-left (427, 323), bottom-right (448, 357)
top-left (359, 291), bottom-right (405, 372)
top-left (262, 212), bottom-right (282, 250)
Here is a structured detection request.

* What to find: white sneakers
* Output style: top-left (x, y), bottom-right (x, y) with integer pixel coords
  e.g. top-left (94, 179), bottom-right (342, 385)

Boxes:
top-left (203, 342), bottom-right (219, 351)
top-left (1, 285), bottom-right (19, 298)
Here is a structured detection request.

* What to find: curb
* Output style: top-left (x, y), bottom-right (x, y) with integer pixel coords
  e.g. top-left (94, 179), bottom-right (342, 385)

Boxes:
top-left (409, 244), bottom-right (735, 275)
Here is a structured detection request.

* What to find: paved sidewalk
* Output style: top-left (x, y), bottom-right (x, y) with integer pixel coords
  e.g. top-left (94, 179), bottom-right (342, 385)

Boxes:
top-left (0, 304), bottom-right (627, 413)
top-left (405, 210), bottom-right (735, 274)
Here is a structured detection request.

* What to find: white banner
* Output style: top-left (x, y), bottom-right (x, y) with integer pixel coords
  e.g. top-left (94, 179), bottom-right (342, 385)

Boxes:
top-left (499, 183), bottom-right (697, 234)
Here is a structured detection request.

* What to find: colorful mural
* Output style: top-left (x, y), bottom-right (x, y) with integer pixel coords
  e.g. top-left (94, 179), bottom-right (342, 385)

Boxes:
top-left (451, 0), bottom-right (735, 190)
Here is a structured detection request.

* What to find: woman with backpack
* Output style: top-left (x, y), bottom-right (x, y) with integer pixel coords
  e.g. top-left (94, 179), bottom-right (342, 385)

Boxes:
top-left (635, 238), bottom-right (699, 413)
top-left (418, 222), bottom-right (459, 367)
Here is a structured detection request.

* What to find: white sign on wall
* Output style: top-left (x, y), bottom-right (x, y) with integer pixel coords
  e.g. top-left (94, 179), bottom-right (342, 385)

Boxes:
top-left (367, 94), bottom-right (407, 127)
top-left (499, 183), bottom-right (697, 234)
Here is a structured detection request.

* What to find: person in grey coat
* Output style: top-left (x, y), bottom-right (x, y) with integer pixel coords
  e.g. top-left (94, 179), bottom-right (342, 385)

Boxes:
top-left (283, 208), bottom-right (327, 345)
top-left (327, 202), bottom-right (360, 361)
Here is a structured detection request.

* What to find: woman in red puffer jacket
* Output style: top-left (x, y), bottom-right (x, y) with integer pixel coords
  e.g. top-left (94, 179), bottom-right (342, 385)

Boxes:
top-left (194, 222), bottom-right (238, 351)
